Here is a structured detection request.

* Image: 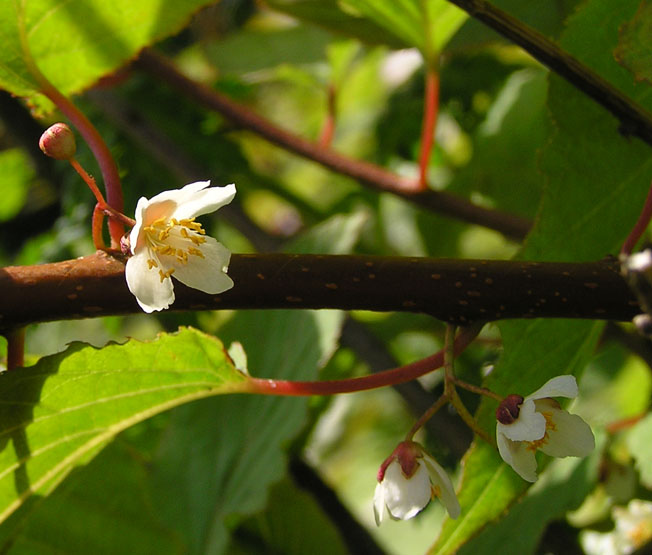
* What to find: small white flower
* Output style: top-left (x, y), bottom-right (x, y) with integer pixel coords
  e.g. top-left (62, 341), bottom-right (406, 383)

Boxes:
top-left (495, 375), bottom-right (595, 482)
top-left (582, 500), bottom-right (652, 555)
top-left (125, 181), bottom-right (236, 313)
top-left (373, 441), bottom-right (460, 525)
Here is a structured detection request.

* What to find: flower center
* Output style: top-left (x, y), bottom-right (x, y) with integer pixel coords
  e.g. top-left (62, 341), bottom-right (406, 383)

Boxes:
top-left (143, 217), bottom-right (208, 281)
top-left (526, 410), bottom-right (556, 452)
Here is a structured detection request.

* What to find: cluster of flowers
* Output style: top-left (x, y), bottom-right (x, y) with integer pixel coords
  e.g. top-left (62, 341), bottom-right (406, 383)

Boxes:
top-left (374, 375), bottom-right (595, 524)
top-left (123, 181), bottom-right (595, 527)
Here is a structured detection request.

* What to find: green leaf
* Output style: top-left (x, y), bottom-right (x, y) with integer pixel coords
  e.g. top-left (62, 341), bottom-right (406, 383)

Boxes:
top-left (449, 67), bottom-right (547, 219)
top-left (267, 0), bottom-right (466, 57)
top-left (0, 327), bottom-right (246, 526)
top-left (149, 211), bottom-right (366, 554)
top-left (204, 24), bottom-right (333, 76)
top-left (341, 0), bottom-right (466, 59)
top-left (615, 1), bottom-right (652, 86)
top-left (2, 424), bottom-right (180, 554)
top-left (0, 148), bottom-right (33, 222)
top-left (435, 1), bottom-right (652, 549)
top-left (627, 414), bottom-right (652, 488)
top-left (458, 432), bottom-right (605, 555)
top-left (229, 477), bottom-right (350, 555)
top-left (266, 0), bottom-right (407, 49)
top-left (0, 0), bottom-right (214, 100)
top-left (431, 320), bottom-right (603, 554)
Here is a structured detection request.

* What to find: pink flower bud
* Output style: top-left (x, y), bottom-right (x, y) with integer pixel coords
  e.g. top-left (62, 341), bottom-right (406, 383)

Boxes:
top-left (39, 123), bottom-right (76, 160)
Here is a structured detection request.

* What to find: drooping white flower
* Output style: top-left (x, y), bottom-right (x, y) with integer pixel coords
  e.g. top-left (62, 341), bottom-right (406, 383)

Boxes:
top-left (495, 375), bottom-right (595, 482)
top-left (125, 181), bottom-right (236, 313)
top-left (373, 441), bottom-right (460, 525)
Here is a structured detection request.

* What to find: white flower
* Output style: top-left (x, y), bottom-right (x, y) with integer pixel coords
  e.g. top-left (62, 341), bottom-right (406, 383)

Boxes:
top-left (373, 441), bottom-right (460, 525)
top-left (495, 375), bottom-right (595, 482)
top-left (582, 500), bottom-right (652, 555)
top-left (125, 181), bottom-right (236, 313)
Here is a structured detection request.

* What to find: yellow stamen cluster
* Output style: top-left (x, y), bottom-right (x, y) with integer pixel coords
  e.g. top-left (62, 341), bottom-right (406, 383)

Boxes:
top-left (527, 411), bottom-right (556, 452)
top-left (143, 216), bottom-right (208, 273)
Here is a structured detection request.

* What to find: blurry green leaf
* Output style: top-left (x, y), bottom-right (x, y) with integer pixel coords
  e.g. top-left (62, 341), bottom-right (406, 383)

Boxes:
top-left (0, 327), bottom-right (246, 527)
top-left (267, 0), bottom-right (466, 55)
top-left (0, 0), bottom-right (215, 101)
top-left (0, 148), bottom-right (33, 222)
top-left (229, 476), bottom-right (349, 555)
top-left (578, 346), bottom-right (652, 426)
top-left (615, 0), bottom-right (652, 85)
top-left (150, 212), bottom-right (366, 554)
top-left (627, 414), bottom-right (652, 488)
top-left (458, 432), bottom-right (605, 555)
top-left (205, 25), bottom-right (333, 76)
top-left (341, 0), bottom-right (466, 59)
top-left (450, 67), bottom-right (547, 219)
top-left (266, 0), bottom-right (407, 48)
top-left (2, 425), bottom-right (180, 554)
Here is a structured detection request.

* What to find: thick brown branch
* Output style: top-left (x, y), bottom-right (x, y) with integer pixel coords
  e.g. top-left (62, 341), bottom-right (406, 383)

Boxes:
top-left (0, 252), bottom-right (638, 329)
top-left (447, 0), bottom-right (652, 146)
top-left (135, 50), bottom-right (530, 241)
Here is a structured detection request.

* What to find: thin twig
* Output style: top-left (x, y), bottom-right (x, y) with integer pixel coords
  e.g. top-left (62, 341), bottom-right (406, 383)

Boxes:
top-left (135, 50), bottom-right (531, 241)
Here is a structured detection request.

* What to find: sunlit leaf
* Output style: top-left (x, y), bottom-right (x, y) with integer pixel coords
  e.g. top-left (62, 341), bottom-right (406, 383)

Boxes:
top-left (0, 327), bottom-right (246, 526)
top-left (627, 414), bottom-right (652, 489)
top-left (0, 0), bottom-right (215, 100)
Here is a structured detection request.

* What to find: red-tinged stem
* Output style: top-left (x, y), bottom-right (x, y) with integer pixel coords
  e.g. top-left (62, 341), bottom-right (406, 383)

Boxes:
top-left (319, 84), bottom-right (336, 149)
top-left (405, 394), bottom-right (448, 441)
top-left (16, 15), bottom-right (124, 247)
top-left (417, 68), bottom-right (440, 191)
top-left (70, 158), bottom-right (107, 206)
top-left (5, 328), bottom-right (25, 371)
top-left (243, 323), bottom-right (482, 396)
top-left (621, 180), bottom-right (652, 256)
top-left (71, 159), bottom-right (135, 237)
top-left (42, 83), bottom-right (124, 247)
top-left (92, 204), bottom-right (107, 250)
top-left (606, 413), bottom-right (646, 433)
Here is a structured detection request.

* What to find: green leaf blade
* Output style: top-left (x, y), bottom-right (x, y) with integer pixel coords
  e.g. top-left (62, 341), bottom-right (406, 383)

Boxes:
top-left (0, 327), bottom-right (246, 524)
top-left (0, 0), bottom-right (216, 100)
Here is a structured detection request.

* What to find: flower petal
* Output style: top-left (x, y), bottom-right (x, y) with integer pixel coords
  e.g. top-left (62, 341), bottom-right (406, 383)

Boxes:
top-left (497, 432), bottom-right (538, 482)
top-left (373, 483), bottom-right (388, 526)
top-left (497, 398), bottom-right (546, 441)
top-left (422, 455), bottom-right (460, 519)
top-left (382, 460), bottom-right (431, 520)
top-left (527, 375), bottom-right (578, 401)
top-left (168, 237), bottom-right (234, 295)
top-left (535, 400), bottom-right (595, 458)
top-left (125, 251), bottom-right (174, 313)
top-left (170, 182), bottom-right (236, 220)
top-left (129, 196), bottom-right (149, 254)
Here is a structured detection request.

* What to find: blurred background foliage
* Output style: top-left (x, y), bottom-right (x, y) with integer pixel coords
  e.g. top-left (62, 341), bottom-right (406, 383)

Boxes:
top-left (1, 0), bottom-right (652, 553)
